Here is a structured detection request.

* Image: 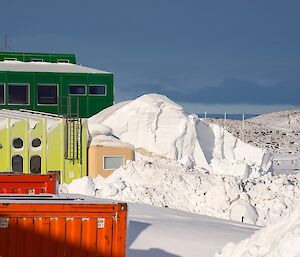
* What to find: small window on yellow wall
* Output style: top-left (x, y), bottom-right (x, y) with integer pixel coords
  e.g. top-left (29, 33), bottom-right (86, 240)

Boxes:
top-left (103, 156), bottom-right (124, 170)
top-left (12, 155), bottom-right (23, 173)
top-left (13, 138), bottom-right (23, 149)
top-left (32, 138), bottom-right (41, 148)
top-left (30, 155), bottom-right (41, 174)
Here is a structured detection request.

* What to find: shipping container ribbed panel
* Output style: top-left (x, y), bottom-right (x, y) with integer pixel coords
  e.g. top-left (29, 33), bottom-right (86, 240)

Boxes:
top-left (0, 173), bottom-right (57, 194)
top-left (0, 195), bottom-right (127, 257)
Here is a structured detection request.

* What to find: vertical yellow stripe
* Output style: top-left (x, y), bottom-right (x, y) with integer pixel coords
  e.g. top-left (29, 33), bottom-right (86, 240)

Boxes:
top-left (41, 118), bottom-right (47, 174)
top-left (7, 118), bottom-right (11, 171)
top-left (24, 119), bottom-right (29, 173)
top-left (61, 119), bottom-right (65, 183)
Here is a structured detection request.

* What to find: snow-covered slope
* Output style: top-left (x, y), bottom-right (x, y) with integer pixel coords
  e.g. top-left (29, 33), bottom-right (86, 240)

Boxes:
top-left (127, 203), bottom-right (258, 257)
top-left (216, 202), bottom-right (300, 257)
top-left (88, 94), bottom-right (272, 178)
top-left (250, 109), bottom-right (300, 133)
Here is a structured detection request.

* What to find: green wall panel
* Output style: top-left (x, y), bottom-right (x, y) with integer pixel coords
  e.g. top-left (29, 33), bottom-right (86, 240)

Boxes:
top-left (0, 71), bottom-right (114, 118)
top-left (0, 52), bottom-right (76, 64)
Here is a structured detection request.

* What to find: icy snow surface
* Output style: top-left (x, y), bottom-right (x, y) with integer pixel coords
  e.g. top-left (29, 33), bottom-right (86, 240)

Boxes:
top-left (65, 153), bottom-right (300, 226)
top-left (88, 94), bottom-right (273, 178)
top-left (216, 202), bottom-right (300, 257)
top-left (127, 203), bottom-right (257, 257)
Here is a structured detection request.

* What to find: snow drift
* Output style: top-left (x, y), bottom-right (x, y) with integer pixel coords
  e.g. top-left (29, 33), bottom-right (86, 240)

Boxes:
top-left (216, 202), bottom-right (300, 257)
top-left (65, 153), bottom-right (300, 226)
top-left (88, 94), bottom-right (272, 178)
top-left (65, 155), bottom-right (260, 224)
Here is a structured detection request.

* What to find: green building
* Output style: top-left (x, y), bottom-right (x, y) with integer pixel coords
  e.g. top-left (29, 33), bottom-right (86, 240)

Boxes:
top-left (0, 52), bottom-right (114, 118)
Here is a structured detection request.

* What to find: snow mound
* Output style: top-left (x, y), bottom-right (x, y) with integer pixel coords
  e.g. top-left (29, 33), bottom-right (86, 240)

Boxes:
top-left (216, 202), bottom-right (300, 257)
top-left (88, 94), bottom-right (272, 178)
top-left (66, 155), bottom-right (259, 224)
top-left (64, 153), bottom-right (300, 226)
top-left (67, 176), bottom-right (95, 196)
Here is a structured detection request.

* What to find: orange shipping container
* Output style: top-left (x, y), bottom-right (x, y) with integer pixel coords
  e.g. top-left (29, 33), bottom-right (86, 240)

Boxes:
top-left (0, 173), bottom-right (57, 194)
top-left (0, 195), bottom-right (127, 257)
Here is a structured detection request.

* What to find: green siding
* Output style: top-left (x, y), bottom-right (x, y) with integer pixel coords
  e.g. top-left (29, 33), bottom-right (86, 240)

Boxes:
top-left (0, 52), bottom-right (76, 64)
top-left (0, 71), bottom-right (114, 118)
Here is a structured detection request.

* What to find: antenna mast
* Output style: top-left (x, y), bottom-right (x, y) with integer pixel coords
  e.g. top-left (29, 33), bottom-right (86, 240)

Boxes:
top-left (0, 33), bottom-right (11, 50)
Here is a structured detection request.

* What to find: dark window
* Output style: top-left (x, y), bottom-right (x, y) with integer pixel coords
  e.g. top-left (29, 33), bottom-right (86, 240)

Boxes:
top-left (89, 85), bottom-right (106, 95)
top-left (38, 84), bottom-right (58, 104)
top-left (0, 83), bottom-right (4, 104)
top-left (4, 58), bottom-right (17, 61)
top-left (57, 59), bottom-right (69, 63)
top-left (69, 84), bottom-right (86, 95)
top-left (13, 138), bottom-right (23, 149)
top-left (31, 58), bottom-right (43, 62)
top-left (12, 155), bottom-right (23, 173)
top-left (8, 84), bottom-right (29, 105)
top-left (30, 155), bottom-right (41, 174)
top-left (32, 138), bottom-right (41, 148)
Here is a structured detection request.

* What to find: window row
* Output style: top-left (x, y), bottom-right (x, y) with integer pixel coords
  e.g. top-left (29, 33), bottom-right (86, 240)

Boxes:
top-left (12, 155), bottom-right (41, 174)
top-left (12, 137), bottom-right (41, 149)
top-left (11, 155), bottom-right (124, 173)
top-left (4, 58), bottom-right (70, 63)
top-left (0, 83), bottom-right (107, 105)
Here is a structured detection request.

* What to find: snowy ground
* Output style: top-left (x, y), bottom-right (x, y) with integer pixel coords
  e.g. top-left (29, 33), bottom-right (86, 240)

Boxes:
top-left (127, 203), bottom-right (258, 257)
top-left (217, 202), bottom-right (300, 257)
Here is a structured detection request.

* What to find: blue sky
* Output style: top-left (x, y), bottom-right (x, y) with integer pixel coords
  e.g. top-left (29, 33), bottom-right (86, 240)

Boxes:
top-left (1, 0), bottom-right (299, 114)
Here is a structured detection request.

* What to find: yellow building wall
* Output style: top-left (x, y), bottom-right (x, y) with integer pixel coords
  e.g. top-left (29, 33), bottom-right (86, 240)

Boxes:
top-left (63, 119), bottom-right (88, 184)
top-left (46, 119), bottom-right (64, 174)
top-left (0, 118), bottom-right (10, 171)
top-left (10, 119), bottom-right (29, 173)
top-left (0, 113), bottom-right (88, 184)
top-left (28, 119), bottom-right (43, 173)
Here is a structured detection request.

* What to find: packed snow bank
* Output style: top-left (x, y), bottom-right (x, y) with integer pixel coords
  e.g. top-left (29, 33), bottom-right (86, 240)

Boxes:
top-left (216, 202), bottom-right (300, 257)
top-left (206, 124), bottom-right (273, 177)
top-left (65, 155), bottom-right (259, 224)
top-left (63, 153), bottom-right (299, 225)
top-left (89, 124), bottom-right (135, 149)
top-left (88, 94), bottom-right (272, 178)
